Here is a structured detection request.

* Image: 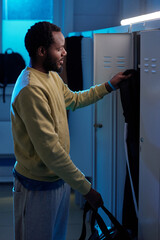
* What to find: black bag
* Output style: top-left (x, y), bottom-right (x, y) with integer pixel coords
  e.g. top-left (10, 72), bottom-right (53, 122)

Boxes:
top-left (0, 48), bottom-right (26, 102)
top-left (79, 202), bottom-right (132, 240)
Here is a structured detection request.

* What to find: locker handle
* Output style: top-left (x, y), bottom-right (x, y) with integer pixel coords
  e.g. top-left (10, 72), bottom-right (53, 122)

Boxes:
top-left (94, 123), bottom-right (103, 128)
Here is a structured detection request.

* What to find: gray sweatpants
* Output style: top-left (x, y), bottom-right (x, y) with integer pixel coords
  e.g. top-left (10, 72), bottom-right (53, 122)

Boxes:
top-left (13, 178), bottom-right (71, 240)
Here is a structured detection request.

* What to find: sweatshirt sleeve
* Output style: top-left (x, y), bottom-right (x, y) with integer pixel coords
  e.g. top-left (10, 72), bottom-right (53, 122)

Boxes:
top-left (15, 85), bottom-right (91, 195)
top-left (63, 82), bottom-right (109, 111)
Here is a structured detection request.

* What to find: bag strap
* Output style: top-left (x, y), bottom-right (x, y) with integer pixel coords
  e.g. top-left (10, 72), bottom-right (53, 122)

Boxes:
top-left (101, 205), bottom-right (131, 239)
top-left (5, 48), bottom-right (13, 54)
top-left (79, 202), bottom-right (90, 240)
top-left (79, 202), bottom-right (131, 240)
top-left (91, 210), bottom-right (112, 239)
top-left (79, 202), bottom-right (111, 240)
top-left (124, 123), bottom-right (139, 218)
top-left (2, 50), bottom-right (10, 102)
top-left (1, 48), bottom-right (14, 102)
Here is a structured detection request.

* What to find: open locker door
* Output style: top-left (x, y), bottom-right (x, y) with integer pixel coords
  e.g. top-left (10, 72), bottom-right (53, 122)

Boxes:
top-left (93, 33), bottom-right (133, 224)
top-left (139, 30), bottom-right (160, 240)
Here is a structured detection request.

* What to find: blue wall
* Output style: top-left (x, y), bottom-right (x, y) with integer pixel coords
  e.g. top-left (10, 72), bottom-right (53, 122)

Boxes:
top-left (73, 0), bottom-right (120, 31)
top-left (2, 0), bottom-right (53, 65)
top-left (2, 0), bottom-right (160, 62)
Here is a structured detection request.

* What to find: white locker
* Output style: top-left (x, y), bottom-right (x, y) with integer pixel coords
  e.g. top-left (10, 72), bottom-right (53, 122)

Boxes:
top-left (139, 30), bottom-right (160, 240)
top-left (69, 37), bottom-right (93, 178)
top-left (93, 33), bottom-right (133, 224)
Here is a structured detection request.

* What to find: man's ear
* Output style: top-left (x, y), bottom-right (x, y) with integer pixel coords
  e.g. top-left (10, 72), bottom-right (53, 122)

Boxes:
top-left (37, 46), bottom-right (46, 57)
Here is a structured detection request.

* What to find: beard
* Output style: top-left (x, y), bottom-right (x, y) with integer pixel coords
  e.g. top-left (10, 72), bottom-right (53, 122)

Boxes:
top-left (43, 52), bottom-right (63, 73)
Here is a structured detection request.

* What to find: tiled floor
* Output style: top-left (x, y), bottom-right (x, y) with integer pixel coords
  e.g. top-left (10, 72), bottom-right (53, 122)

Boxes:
top-left (0, 183), bottom-right (90, 240)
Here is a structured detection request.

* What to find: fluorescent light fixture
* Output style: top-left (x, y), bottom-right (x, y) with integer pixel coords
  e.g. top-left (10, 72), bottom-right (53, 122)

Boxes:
top-left (121, 11), bottom-right (160, 25)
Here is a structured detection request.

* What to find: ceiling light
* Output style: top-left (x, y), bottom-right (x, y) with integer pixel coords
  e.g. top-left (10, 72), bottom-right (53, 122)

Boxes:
top-left (121, 11), bottom-right (160, 25)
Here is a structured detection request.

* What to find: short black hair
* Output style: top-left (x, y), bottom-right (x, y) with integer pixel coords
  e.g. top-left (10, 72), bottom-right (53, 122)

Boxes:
top-left (25, 21), bottom-right (61, 59)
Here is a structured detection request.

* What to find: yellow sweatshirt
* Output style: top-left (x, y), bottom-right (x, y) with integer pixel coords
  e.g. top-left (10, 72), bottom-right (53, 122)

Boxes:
top-left (11, 67), bottom-right (109, 195)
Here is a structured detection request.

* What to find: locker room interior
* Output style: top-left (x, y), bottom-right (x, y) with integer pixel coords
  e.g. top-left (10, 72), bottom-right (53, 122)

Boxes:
top-left (0, 1), bottom-right (160, 240)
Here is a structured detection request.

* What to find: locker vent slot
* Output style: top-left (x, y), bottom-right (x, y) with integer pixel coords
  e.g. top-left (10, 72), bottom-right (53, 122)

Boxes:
top-left (104, 56), bottom-right (112, 69)
top-left (116, 56), bottom-right (125, 69)
top-left (103, 56), bottom-right (128, 69)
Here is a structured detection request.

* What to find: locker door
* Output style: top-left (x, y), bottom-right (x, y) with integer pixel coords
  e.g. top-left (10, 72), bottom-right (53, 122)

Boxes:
top-left (93, 33), bottom-right (133, 223)
top-left (139, 30), bottom-right (160, 240)
top-left (69, 37), bottom-right (93, 178)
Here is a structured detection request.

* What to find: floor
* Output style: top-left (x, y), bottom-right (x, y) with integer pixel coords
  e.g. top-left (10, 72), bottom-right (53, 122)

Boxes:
top-left (0, 182), bottom-right (91, 240)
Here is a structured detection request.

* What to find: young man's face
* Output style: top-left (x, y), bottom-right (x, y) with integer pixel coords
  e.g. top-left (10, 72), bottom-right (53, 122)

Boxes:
top-left (43, 31), bottom-right (67, 73)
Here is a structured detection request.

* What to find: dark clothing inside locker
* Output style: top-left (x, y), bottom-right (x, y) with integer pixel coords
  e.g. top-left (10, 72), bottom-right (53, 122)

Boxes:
top-left (119, 69), bottom-right (140, 236)
top-left (65, 36), bottom-right (83, 91)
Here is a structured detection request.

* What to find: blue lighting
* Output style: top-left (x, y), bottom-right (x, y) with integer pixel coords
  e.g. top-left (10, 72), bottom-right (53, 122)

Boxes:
top-left (3, 0), bottom-right (53, 20)
top-left (2, 0), bottom-right (53, 65)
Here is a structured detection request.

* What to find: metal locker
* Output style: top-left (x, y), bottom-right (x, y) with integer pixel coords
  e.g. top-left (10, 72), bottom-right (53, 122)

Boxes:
top-left (139, 30), bottom-right (160, 240)
top-left (93, 33), bottom-right (133, 224)
top-left (69, 37), bottom-right (93, 178)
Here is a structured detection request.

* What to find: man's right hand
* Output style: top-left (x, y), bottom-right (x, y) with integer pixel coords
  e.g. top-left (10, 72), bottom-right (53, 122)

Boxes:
top-left (84, 187), bottom-right (104, 210)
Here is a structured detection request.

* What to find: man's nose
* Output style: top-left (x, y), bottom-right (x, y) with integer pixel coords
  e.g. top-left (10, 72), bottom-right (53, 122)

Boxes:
top-left (63, 48), bottom-right (67, 56)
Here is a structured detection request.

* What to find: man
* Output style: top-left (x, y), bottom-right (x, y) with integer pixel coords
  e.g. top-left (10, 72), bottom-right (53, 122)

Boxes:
top-left (11, 21), bottom-right (129, 240)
